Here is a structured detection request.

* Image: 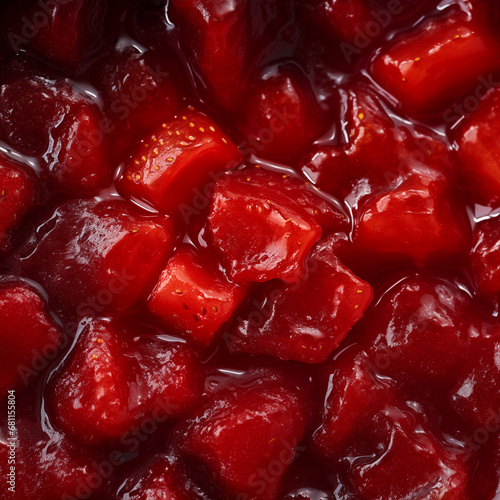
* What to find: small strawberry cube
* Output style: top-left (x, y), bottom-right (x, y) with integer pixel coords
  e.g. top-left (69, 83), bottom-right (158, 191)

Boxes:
top-left (179, 380), bottom-right (307, 500)
top-left (2, 0), bottom-right (108, 70)
top-left (454, 86), bottom-right (500, 207)
top-left (0, 61), bottom-right (111, 195)
top-left (47, 319), bottom-right (201, 445)
top-left (348, 408), bottom-right (468, 499)
top-left (312, 349), bottom-right (398, 458)
top-left (371, 7), bottom-right (500, 116)
top-left (0, 155), bottom-right (38, 253)
top-left (47, 100), bottom-right (111, 195)
top-left (148, 246), bottom-right (247, 347)
top-left (355, 170), bottom-right (468, 267)
top-left (238, 62), bottom-right (324, 163)
top-left (14, 199), bottom-right (175, 318)
top-left (360, 274), bottom-right (479, 388)
top-left (230, 239), bottom-right (372, 363)
top-left (469, 218), bottom-right (500, 302)
top-left (208, 169), bottom-right (324, 283)
top-left (0, 278), bottom-right (62, 397)
top-left (300, 0), bottom-right (434, 56)
top-left (120, 108), bottom-right (241, 218)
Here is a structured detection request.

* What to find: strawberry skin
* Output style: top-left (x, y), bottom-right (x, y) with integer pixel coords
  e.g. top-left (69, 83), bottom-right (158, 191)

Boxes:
top-left (120, 108), bottom-right (241, 218)
top-left (0, 278), bottom-right (62, 397)
top-left (0, 154), bottom-right (38, 254)
top-left (371, 6), bottom-right (500, 116)
top-left (148, 246), bottom-right (247, 348)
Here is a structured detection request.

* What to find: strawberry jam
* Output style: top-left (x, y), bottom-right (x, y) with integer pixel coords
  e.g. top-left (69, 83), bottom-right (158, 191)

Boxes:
top-left (1, 1), bottom-right (500, 499)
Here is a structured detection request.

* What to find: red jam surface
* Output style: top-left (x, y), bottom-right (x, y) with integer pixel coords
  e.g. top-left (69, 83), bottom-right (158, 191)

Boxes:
top-left (1, 1), bottom-right (500, 499)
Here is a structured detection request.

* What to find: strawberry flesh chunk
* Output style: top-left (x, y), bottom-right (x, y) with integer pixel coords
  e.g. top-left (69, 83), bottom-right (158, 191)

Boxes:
top-left (238, 62), bottom-right (324, 164)
top-left (454, 87), bottom-right (500, 207)
top-left (208, 169), bottom-right (325, 283)
top-left (0, 61), bottom-right (111, 195)
top-left (120, 108), bottom-right (241, 219)
top-left (47, 319), bottom-right (201, 445)
top-left (470, 217), bottom-right (500, 302)
top-left (0, 155), bottom-right (38, 253)
top-left (179, 377), bottom-right (307, 500)
top-left (371, 6), bottom-right (500, 116)
top-left (1, 0), bottom-right (108, 70)
top-left (0, 278), bottom-right (62, 397)
top-left (96, 48), bottom-right (181, 161)
top-left (14, 199), bottom-right (175, 319)
top-left (230, 239), bottom-right (372, 363)
top-left (148, 246), bottom-right (247, 348)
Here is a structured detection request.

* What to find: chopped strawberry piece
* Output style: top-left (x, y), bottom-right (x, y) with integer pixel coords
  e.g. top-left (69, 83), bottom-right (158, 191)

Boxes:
top-left (238, 62), bottom-right (324, 163)
top-left (120, 108), bottom-right (241, 219)
top-left (0, 278), bottom-right (62, 397)
top-left (0, 419), bottom-right (111, 499)
top-left (354, 170), bottom-right (468, 267)
top-left (47, 319), bottom-right (201, 445)
top-left (45, 99), bottom-right (110, 195)
top-left (312, 349), bottom-right (398, 458)
top-left (454, 86), bottom-right (500, 207)
top-left (449, 335), bottom-right (500, 432)
top-left (148, 246), bottom-right (247, 348)
top-left (168, 0), bottom-right (285, 109)
top-left (179, 379), bottom-right (307, 500)
top-left (302, 82), bottom-right (452, 202)
top-left (230, 239), bottom-right (372, 363)
top-left (0, 154), bottom-right (38, 253)
top-left (0, 61), bottom-right (111, 195)
top-left (313, 350), bottom-right (468, 497)
top-left (359, 274), bottom-right (479, 388)
top-left (208, 169), bottom-right (325, 283)
top-left (96, 48), bottom-right (181, 160)
top-left (470, 217), bottom-right (500, 302)
top-left (348, 408), bottom-right (468, 499)
top-left (48, 319), bottom-right (133, 444)
top-left (1, 0), bottom-right (108, 70)
top-left (14, 199), bottom-right (175, 319)
top-left (371, 6), bottom-right (500, 116)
